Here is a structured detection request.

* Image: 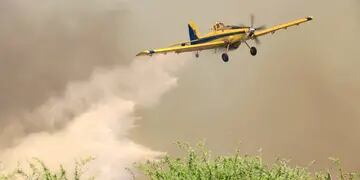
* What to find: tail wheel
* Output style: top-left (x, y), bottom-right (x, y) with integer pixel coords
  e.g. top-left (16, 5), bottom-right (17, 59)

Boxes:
top-left (195, 52), bottom-right (199, 58)
top-left (250, 47), bottom-right (257, 56)
top-left (222, 53), bottom-right (229, 62)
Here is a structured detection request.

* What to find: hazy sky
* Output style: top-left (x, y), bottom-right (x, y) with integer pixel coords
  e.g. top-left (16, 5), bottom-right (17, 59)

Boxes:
top-left (0, 0), bottom-right (359, 175)
top-left (130, 0), bottom-right (360, 170)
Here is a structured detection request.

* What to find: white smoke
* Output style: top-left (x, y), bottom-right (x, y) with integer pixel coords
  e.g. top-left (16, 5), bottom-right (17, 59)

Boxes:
top-left (0, 56), bottom-right (188, 179)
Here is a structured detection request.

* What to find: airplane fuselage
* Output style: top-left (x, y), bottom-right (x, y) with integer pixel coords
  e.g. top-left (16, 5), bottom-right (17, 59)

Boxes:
top-left (190, 28), bottom-right (250, 52)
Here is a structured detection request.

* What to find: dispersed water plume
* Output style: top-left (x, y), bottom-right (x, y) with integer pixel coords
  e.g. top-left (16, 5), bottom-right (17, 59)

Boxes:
top-left (0, 56), bottom-right (189, 179)
top-left (0, 0), bottom-right (191, 179)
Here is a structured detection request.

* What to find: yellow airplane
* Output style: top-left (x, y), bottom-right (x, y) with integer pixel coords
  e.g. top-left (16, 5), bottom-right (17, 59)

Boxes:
top-left (136, 15), bottom-right (313, 62)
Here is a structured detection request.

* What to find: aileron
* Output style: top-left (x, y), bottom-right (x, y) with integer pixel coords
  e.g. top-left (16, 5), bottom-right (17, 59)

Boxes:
top-left (254, 16), bottom-right (313, 37)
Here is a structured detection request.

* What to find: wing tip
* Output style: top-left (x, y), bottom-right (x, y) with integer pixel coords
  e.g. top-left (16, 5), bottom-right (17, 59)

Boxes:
top-left (136, 51), bottom-right (148, 56)
top-left (306, 16), bottom-right (314, 21)
top-left (136, 50), bottom-right (155, 57)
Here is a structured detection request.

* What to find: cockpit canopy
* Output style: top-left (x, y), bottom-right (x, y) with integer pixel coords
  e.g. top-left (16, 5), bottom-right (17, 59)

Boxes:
top-left (212, 22), bottom-right (246, 31)
top-left (212, 22), bottom-right (225, 31)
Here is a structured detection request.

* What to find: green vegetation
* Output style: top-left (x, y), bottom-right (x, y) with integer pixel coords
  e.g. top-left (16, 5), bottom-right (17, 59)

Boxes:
top-left (139, 142), bottom-right (360, 180)
top-left (0, 157), bottom-right (93, 180)
top-left (1, 144), bottom-right (359, 179)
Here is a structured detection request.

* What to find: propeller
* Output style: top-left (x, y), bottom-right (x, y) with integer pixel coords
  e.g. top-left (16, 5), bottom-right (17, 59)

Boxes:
top-left (234, 15), bottom-right (266, 44)
top-left (247, 14), bottom-right (266, 44)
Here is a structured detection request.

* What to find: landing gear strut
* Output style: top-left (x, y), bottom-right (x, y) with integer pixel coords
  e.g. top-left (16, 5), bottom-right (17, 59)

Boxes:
top-left (244, 41), bottom-right (258, 56)
top-left (222, 53), bottom-right (229, 62)
top-left (221, 43), bottom-right (230, 63)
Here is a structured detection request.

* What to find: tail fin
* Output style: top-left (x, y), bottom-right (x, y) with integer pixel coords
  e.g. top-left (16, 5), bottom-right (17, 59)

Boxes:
top-left (188, 21), bottom-right (200, 41)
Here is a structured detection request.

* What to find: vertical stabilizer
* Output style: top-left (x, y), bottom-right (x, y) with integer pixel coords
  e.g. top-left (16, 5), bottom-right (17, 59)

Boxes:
top-left (188, 21), bottom-right (200, 42)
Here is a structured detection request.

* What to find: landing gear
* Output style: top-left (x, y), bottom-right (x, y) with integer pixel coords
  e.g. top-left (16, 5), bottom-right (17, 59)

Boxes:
top-left (244, 41), bottom-right (258, 56)
top-left (222, 53), bottom-right (229, 62)
top-left (195, 52), bottom-right (199, 58)
top-left (221, 43), bottom-right (230, 63)
top-left (250, 47), bottom-right (257, 56)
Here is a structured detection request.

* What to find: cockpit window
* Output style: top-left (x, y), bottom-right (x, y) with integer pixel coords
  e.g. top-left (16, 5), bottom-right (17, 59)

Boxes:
top-left (213, 22), bottom-right (225, 31)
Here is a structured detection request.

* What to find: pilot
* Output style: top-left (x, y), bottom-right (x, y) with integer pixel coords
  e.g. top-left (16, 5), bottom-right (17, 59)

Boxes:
top-left (213, 22), bottom-right (225, 31)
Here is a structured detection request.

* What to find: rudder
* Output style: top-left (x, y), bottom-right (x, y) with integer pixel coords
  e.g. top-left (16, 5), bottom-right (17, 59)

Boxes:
top-left (188, 21), bottom-right (200, 41)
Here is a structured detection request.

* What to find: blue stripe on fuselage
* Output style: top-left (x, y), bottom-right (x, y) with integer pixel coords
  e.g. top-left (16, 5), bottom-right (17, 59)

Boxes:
top-left (191, 31), bottom-right (244, 45)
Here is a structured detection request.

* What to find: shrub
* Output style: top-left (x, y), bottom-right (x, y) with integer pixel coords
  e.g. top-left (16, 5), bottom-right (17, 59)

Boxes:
top-left (0, 157), bottom-right (94, 180)
top-left (139, 142), bottom-right (360, 180)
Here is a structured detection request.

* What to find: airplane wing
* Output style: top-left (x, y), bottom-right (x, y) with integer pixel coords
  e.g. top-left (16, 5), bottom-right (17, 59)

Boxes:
top-left (136, 41), bottom-right (227, 56)
top-left (254, 16), bottom-right (313, 37)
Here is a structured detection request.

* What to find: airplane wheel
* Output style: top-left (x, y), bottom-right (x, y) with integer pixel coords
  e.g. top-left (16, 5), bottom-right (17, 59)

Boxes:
top-left (195, 53), bottom-right (199, 58)
top-left (250, 47), bottom-right (257, 56)
top-left (222, 53), bottom-right (229, 62)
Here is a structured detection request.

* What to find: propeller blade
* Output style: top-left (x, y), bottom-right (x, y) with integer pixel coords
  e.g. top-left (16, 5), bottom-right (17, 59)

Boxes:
top-left (254, 37), bottom-right (261, 45)
top-left (234, 24), bottom-right (250, 28)
top-left (250, 14), bottom-right (255, 27)
top-left (255, 25), bottom-right (266, 30)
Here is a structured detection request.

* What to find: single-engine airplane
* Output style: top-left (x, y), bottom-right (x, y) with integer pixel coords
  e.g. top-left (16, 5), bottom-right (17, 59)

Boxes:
top-left (136, 15), bottom-right (313, 62)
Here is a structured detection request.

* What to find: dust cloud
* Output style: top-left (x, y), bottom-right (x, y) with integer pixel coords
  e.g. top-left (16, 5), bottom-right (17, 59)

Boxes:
top-left (0, 0), bottom-right (191, 179)
top-left (0, 56), bottom-right (188, 179)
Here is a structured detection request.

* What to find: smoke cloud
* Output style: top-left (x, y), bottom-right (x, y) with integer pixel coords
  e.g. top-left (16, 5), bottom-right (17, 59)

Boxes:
top-left (0, 56), bottom-right (188, 179)
top-left (0, 1), bottom-right (190, 178)
top-left (0, 0), bottom-right (131, 128)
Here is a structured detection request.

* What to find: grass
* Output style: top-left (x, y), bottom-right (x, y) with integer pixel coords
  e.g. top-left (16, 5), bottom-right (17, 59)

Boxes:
top-left (139, 142), bottom-right (360, 180)
top-left (0, 157), bottom-right (94, 180)
top-left (1, 143), bottom-right (359, 179)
